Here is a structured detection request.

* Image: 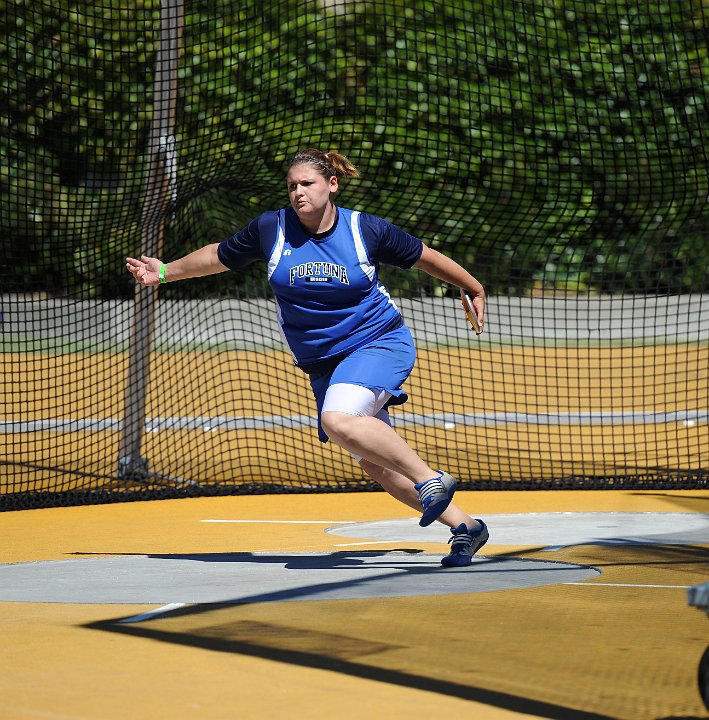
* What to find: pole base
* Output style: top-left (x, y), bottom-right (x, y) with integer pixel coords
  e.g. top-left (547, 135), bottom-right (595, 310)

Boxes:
top-left (117, 455), bottom-right (150, 482)
top-left (117, 454), bottom-right (202, 489)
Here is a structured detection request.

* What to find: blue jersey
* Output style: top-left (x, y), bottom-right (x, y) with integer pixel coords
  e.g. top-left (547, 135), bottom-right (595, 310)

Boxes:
top-left (217, 206), bottom-right (423, 367)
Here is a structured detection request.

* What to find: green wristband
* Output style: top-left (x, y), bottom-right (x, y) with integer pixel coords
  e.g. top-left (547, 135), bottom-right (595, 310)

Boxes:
top-left (158, 263), bottom-right (167, 284)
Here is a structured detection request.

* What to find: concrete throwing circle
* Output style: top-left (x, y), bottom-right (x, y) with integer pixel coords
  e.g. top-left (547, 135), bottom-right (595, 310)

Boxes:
top-left (0, 551), bottom-right (599, 604)
top-left (326, 512), bottom-right (709, 547)
top-left (2, 512), bottom-right (704, 605)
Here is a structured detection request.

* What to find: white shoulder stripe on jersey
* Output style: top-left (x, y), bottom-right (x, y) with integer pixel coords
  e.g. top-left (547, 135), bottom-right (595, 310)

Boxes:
top-left (267, 211), bottom-right (286, 280)
top-left (267, 211), bottom-right (296, 360)
top-left (350, 210), bottom-right (375, 282)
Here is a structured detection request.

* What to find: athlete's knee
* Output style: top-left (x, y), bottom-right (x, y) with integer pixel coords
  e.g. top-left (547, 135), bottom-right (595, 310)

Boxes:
top-left (321, 410), bottom-right (360, 447)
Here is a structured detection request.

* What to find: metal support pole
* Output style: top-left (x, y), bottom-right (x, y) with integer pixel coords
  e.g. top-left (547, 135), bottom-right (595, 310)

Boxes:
top-left (118, 0), bottom-right (183, 481)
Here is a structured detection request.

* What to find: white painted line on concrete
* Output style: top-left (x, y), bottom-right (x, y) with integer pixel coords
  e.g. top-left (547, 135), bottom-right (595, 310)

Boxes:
top-left (118, 603), bottom-right (188, 623)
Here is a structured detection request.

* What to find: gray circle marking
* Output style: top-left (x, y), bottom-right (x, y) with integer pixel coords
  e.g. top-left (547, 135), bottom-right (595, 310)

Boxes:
top-left (326, 512), bottom-right (709, 546)
top-left (3, 512), bottom-right (704, 605)
top-left (0, 551), bottom-right (598, 604)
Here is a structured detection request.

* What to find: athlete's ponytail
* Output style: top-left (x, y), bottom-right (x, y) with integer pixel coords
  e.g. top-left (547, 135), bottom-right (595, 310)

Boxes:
top-left (289, 148), bottom-right (360, 180)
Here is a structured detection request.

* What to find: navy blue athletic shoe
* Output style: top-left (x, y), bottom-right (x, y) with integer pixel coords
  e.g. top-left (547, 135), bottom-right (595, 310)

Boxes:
top-left (441, 520), bottom-right (489, 567)
top-left (414, 471), bottom-right (457, 527)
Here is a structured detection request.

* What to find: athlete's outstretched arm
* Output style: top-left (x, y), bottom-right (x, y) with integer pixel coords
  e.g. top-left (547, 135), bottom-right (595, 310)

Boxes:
top-left (126, 243), bottom-right (228, 286)
top-left (413, 244), bottom-right (485, 329)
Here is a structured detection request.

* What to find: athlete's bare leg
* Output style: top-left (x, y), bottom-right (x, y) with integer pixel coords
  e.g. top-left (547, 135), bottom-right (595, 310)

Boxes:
top-left (321, 411), bottom-right (435, 484)
top-left (358, 458), bottom-right (481, 530)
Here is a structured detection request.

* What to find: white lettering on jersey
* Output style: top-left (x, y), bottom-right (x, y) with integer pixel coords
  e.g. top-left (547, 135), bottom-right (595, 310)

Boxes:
top-left (289, 263), bottom-right (350, 285)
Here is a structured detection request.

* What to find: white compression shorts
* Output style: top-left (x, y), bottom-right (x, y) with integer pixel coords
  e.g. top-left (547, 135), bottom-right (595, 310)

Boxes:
top-left (321, 383), bottom-right (393, 462)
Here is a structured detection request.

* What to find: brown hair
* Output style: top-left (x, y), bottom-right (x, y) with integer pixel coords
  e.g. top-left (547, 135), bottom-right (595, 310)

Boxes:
top-left (288, 148), bottom-right (360, 180)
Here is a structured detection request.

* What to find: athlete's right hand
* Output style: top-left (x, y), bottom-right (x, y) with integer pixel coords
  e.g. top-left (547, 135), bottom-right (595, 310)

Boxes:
top-left (126, 255), bottom-right (162, 286)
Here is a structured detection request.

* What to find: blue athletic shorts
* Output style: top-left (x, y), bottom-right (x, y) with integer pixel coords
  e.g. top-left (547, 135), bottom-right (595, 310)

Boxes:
top-left (307, 324), bottom-right (416, 443)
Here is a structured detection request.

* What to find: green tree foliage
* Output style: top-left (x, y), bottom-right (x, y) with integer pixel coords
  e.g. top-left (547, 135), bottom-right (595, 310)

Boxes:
top-left (1, 0), bottom-right (708, 297)
top-left (0, 0), bottom-right (157, 295)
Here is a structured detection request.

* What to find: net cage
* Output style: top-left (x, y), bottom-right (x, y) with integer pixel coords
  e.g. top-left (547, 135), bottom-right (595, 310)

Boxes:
top-left (1, 0), bottom-right (707, 509)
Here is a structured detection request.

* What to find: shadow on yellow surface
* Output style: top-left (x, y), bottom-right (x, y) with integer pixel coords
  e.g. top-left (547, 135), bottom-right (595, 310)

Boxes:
top-left (86, 544), bottom-right (709, 720)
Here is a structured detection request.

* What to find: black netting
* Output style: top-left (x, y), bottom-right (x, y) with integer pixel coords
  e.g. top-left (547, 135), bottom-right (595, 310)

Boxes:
top-left (1, 0), bottom-right (707, 510)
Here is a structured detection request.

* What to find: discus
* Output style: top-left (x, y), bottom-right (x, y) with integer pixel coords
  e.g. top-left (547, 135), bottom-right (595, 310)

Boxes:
top-left (461, 290), bottom-right (482, 335)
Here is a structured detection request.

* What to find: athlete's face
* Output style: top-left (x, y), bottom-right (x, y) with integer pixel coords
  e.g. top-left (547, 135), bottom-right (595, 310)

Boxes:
top-left (287, 164), bottom-right (338, 228)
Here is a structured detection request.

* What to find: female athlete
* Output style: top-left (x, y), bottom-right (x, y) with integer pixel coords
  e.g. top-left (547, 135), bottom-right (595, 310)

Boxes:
top-left (126, 147), bottom-right (489, 567)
